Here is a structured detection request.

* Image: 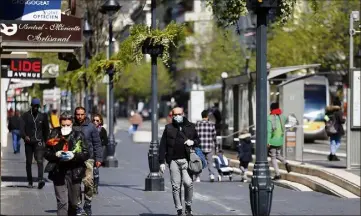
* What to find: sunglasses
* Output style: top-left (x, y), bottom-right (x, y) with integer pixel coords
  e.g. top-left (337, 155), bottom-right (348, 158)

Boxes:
top-left (93, 119), bottom-right (100, 123)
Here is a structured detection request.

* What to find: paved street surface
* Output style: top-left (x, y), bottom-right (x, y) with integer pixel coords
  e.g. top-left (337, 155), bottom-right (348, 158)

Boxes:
top-left (1, 130), bottom-right (360, 215)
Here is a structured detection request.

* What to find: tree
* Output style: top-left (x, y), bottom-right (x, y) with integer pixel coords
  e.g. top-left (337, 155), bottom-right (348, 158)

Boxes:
top-left (267, 0), bottom-right (360, 72)
top-left (177, 24), bottom-right (245, 85)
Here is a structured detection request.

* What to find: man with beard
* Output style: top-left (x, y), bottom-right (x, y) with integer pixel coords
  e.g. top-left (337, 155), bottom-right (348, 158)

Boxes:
top-left (73, 107), bottom-right (102, 216)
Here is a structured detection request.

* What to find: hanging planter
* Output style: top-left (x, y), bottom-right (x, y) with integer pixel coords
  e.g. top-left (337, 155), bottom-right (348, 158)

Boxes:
top-left (247, 0), bottom-right (279, 9)
top-left (130, 21), bottom-right (185, 66)
top-left (207, 0), bottom-right (319, 27)
top-left (142, 37), bottom-right (164, 56)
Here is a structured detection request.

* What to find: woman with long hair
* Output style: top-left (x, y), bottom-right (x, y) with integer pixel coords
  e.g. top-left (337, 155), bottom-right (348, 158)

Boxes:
top-left (91, 113), bottom-right (108, 194)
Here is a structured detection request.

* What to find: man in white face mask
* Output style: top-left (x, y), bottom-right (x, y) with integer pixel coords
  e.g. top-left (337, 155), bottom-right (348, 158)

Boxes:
top-left (44, 112), bottom-right (90, 216)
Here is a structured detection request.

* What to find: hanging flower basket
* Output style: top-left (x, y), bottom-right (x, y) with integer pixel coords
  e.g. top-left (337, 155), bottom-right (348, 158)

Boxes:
top-left (247, 0), bottom-right (279, 9)
top-left (141, 37), bottom-right (164, 56)
top-left (129, 21), bottom-right (185, 66)
top-left (207, 0), bottom-right (319, 26)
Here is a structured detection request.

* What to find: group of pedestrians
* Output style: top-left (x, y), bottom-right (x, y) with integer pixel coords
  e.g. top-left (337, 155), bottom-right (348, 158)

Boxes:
top-left (8, 98), bottom-right (108, 216)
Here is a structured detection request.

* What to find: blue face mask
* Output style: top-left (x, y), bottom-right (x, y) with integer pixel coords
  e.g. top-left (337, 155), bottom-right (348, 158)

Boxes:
top-left (173, 115), bottom-right (184, 124)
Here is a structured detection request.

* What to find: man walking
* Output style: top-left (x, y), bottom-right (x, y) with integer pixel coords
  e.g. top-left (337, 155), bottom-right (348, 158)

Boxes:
top-left (159, 107), bottom-right (201, 216)
top-left (267, 102), bottom-right (291, 180)
top-left (194, 110), bottom-right (217, 182)
top-left (8, 110), bottom-right (22, 154)
top-left (21, 98), bottom-right (50, 189)
top-left (73, 107), bottom-right (102, 216)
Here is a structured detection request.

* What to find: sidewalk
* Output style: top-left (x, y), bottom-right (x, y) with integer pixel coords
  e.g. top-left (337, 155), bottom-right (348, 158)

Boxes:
top-left (1, 131), bottom-right (360, 215)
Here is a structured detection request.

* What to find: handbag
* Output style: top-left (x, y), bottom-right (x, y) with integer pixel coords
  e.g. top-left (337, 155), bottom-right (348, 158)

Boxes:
top-left (178, 129), bottom-right (203, 174)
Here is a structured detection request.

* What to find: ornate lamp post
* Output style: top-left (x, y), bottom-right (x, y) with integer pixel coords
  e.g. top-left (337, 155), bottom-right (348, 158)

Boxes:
top-left (247, 0), bottom-right (276, 215)
top-left (221, 71), bottom-right (228, 140)
top-left (144, 0), bottom-right (165, 191)
top-left (83, 12), bottom-right (93, 118)
top-left (100, 0), bottom-right (121, 168)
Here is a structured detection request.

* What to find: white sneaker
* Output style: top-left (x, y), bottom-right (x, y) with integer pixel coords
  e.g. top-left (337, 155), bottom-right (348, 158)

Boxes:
top-left (218, 175), bottom-right (222, 182)
top-left (210, 174), bottom-right (215, 182)
top-left (195, 177), bottom-right (201, 182)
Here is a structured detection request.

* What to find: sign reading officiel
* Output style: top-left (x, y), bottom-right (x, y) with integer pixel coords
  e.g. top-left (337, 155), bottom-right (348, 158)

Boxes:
top-left (0, 14), bottom-right (82, 44)
top-left (0, 0), bottom-right (62, 22)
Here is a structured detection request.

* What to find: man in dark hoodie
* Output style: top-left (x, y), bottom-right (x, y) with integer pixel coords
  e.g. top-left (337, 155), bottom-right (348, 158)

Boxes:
top-left (159, 107), bottom-right (201, 216)
top-left (73, 107), bottom-right (102, 216)
top-left (324, 99), bottom-right (345, 161)
top-left (21, 98), bottom-right (50, 189)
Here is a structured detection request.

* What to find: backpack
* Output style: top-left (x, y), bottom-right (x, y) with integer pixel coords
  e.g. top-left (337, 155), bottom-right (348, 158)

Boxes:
top-left (325, 115), bottom-right (337, 136)
top-left (271, 115), bottom-right (285, 136)
top-left (188, 149), bottom-right (203, 174)
top-left (194, 147), bottom-right (207, 169)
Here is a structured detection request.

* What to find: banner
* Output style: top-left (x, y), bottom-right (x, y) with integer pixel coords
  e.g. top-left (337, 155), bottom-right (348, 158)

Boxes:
top-left (0, 0), bottom-right (62, 22)
top-left (1, 58), bottom-right (43, 79)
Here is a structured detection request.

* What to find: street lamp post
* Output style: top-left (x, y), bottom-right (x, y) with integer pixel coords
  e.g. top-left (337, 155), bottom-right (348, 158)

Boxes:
top-left (83, 13), bottom-right (93, 118)
top-left (221, 71), bottom-right (228, 143)
top-left (144, 0), bottom-right (165, 191)
top-left (100, 0), bottom-right (121, 168)
top-left (248, 1), bottom-right (275, 216)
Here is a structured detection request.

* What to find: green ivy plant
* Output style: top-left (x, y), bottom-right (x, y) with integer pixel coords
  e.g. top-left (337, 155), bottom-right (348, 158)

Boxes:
top-left (206, 0), bottom-right (319, 27)
top-left (129, 21), bottom-right (185, 66)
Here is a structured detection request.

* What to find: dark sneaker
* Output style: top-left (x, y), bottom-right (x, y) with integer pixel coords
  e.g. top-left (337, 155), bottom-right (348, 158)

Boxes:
top-left (285, 163), bottom-right (292, 173)
top-left (185, 205), bottom-right (193, 216)
top-left (38, 180), bottom-right (45, 189)
top-left (332, 155), bottom-right (340, 161)
top-left (76, 207), bottom-right (84, 216)
top-left (327, 154), bottom-right (332, 161)
top-left (272, 175), bottom-right (281, 180)
top-left (177, 209), bottom-right (183, 216)
top-left (83, 202), bottom-right (92, 216)
top-left (27, 183), bottom-right (33, 188)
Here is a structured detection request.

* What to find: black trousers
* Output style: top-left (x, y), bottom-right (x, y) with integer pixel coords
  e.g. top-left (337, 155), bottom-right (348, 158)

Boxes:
top-left (25, 142), bottom-right (44, 184)
top-left (54, 175), bottom-right (81, 216)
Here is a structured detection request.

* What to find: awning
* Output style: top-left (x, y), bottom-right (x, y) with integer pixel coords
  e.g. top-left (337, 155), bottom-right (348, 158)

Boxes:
top-left (8, 79), bottom-right (50, 90)
top-left (268, 64), bottom-right (321, 80)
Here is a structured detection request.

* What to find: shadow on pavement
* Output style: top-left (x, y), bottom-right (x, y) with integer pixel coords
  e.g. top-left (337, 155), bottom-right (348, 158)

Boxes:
top-left (1, 176), bottom-right (50, 183)
top-left (139, 214), bottom-right (173, 216)
top-left (98, 184), bottom-right (143, 191)
top-left (44, 210), bottom-right (57, 213)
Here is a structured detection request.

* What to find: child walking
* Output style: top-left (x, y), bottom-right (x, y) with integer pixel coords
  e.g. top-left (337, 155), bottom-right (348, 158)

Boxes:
top-left (238, 130), bottom-right (253, 182)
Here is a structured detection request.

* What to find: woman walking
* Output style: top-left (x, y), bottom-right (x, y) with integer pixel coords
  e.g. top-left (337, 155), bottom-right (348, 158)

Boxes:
top-left (324, 99), bottom-right (345, 161)
top-left (44, 112), bottom-right (89, 216)
top-left (92, 113), bottom-right (108, 194)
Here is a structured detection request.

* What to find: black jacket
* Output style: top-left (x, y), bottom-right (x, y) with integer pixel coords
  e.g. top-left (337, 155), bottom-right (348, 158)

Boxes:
top-left (44, 128), bottom-right (90, 182)
top-left (238, 133), bottom-right (253, 162)
top-left (325, 105), bottom-right (345, 136)
top-left (73, 118), bottom-right (103, 162)
top-left (8, 115), bottom-right (21, 131)
top-left (159, 117), bottom-right (201, 165)
top-left (99, 127), bottom-right (108, 146)
top-left (20, 110), bottom-right (50, 143)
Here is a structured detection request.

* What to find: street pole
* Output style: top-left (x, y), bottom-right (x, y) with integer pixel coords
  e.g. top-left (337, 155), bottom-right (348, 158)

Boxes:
top-left (103, 15), bottom-right (118, 168)
top-left (249, 5), bottom-right (274, 216)
top-left (84, 56), bottom-right (89, 117)
top-left (145, 0), bottom-right (165, 191)
top-left (346, 11), bottom-right (357, 170)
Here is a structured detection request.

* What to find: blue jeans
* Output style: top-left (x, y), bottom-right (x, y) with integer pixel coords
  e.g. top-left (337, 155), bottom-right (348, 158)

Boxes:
top-left (330, 135), bottom-right (341, 155)
top-left (11, 130), bottom-right (21, 152)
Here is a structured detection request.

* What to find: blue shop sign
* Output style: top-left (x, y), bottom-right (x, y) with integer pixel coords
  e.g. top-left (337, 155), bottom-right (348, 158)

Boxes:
top-left (0, 0), bottom-right (62, 22)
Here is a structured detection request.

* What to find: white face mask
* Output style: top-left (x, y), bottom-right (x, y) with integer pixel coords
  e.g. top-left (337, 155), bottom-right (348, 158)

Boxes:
top-left (61, 126), bottom-right (72, 136)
